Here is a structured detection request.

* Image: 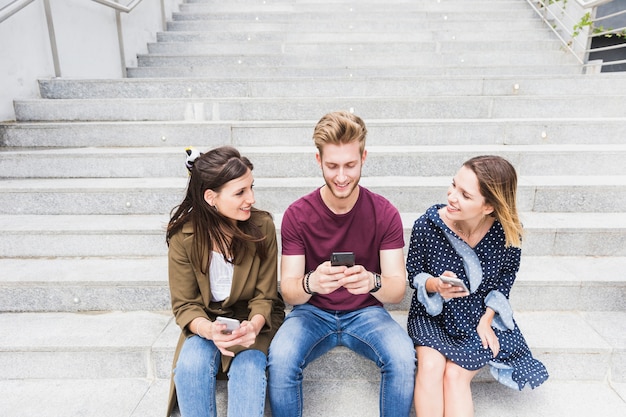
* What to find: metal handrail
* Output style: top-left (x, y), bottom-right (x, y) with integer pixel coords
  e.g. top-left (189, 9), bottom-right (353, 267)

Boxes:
top-left (525, 0), bottom-right (626, 72)
top-left (578, 0), bottom-right (615, 7)
top-left (91, 0), bottom-right (150, 77)
top-left (0, 0), bottom-right (165, 77)
top-left (0, 0), bottom-right (36, 24)
top-left (92, 0), bottom-right (143, 13)
top-left (0, 0), bottom-right (60, 76)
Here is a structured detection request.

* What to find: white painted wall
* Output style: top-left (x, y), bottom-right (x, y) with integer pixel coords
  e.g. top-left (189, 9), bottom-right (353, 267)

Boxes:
top-left (0, 0), bottom-right (180, 122)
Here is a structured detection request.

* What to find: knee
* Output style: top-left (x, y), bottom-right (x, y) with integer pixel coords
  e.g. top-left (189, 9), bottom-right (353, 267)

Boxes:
top-left (442, 361), bottom-right (472, 389)
top-left (417, 360), bottom-right (443, 380)
top-left (416, 353), bottom-right (444, 383)
top-left (388, 348), bottom-right (417, 376)
top-left (268, 343), bottom-right (294, 376)
top-left (229, 350), bottom-right (267, 380)
top-left (174, 339), bottom-right (218, 379)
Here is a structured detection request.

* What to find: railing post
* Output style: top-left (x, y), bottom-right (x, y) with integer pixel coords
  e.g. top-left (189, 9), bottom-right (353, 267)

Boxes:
top-left (43, 0), bottom-right (61, 77)
top-left (115, 9), bottom-right (127, 77)
top-left (160, 0), bottom-right (166, 31)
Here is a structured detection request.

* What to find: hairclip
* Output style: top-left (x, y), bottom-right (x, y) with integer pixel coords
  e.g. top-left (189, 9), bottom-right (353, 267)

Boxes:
top-left (185, 147), bottom-right (202, 173)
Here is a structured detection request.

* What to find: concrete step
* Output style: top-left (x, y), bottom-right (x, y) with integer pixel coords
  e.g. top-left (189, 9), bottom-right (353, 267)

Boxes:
top-left (135, 51), bottom-right (578, 69)
top-left (0, 310), bottom-right (624, 417)
top-left (180, 0), bottom-right (530, 12)
top-left (175, 9), bottom-right (534, 19)
top-left (13, 95), bottom-right (626, 121)
top-left (3, 119), bottom-right (625, 147)
top-left (147, 39), bottom-right (566, 54)
top-left (177, 2), bottom-right (532, 14)
top-left (2, 145), bottom-right (625, 178)
top-left (1, 378), bottom-right (623, 417)
top-left (0, 175), bottom-right (625, 214)
top-left (1, 255), bottom-right (624, 312)
top-left (165, 19), bottom-right (548, 33)
top-left (155, 28), bottom-right (563, 43)
top-left (0, 212), bottom-right (625, 258)
top-left (0, 310), bottom-right (623, 383)
top-left (127, 63), bottom-right (584, 77)
top-left (36, 74), bottom-right (626, 99)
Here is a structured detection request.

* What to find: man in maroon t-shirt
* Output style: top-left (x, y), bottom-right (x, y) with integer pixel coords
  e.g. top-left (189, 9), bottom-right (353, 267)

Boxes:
top-left (268, 111), bottom-right (416, 417)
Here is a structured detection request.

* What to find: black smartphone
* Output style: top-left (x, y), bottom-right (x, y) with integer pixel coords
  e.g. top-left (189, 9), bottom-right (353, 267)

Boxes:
top-left (331, 252), bottom-right (355, 267)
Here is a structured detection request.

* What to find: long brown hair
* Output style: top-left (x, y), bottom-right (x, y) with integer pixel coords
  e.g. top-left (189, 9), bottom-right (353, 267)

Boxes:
top-left (166, 146), bottom-right (268, 273)
top-left (464, 155), bottom-right (523, 247)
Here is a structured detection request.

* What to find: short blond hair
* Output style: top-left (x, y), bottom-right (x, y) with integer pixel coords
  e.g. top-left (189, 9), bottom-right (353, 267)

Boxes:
top-left (312, 111), bottom-right (367, 156)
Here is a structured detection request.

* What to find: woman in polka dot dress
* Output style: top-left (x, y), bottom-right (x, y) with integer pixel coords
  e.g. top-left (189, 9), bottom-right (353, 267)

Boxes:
top-left (406, 155), bottom-right (548, 416)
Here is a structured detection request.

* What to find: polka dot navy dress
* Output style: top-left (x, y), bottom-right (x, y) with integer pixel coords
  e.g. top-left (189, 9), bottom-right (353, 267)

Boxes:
top-left (406, 204), bottom-right (548, 390)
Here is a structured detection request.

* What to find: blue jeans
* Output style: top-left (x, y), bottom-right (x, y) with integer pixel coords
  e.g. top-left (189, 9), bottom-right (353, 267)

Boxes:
top-left (268, 304), bottom-right (416, 417)
top-left (173, 335), bottom-right (267, 417)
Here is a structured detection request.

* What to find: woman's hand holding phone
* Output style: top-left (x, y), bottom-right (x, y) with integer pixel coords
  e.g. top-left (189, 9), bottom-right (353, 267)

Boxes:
top-left (437, 272), bottom-right (469, 298)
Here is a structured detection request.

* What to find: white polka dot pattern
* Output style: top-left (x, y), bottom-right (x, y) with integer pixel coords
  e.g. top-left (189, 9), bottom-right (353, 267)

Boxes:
top-left (406, 204), bottom-right (549, 390)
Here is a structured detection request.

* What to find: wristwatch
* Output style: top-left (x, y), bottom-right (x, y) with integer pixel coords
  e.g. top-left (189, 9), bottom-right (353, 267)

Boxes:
top-left (370, 272), bottom-right (382, 293)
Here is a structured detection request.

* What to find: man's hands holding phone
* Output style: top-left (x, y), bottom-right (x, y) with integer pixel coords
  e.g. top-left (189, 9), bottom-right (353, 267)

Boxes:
top-left (306, 252), bottom-right (373, 295)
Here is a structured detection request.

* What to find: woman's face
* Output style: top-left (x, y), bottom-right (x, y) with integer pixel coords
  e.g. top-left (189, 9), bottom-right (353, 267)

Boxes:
top-left (204, 169), bottom-right (255, 224)
top-left (445, 165), bottom-right (493, 222)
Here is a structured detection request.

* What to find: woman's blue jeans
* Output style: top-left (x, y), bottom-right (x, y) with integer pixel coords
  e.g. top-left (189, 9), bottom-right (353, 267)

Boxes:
top-left (173, 335), bottom-right (267, 417)
top-left (268, 304), bottom-right (416, 417)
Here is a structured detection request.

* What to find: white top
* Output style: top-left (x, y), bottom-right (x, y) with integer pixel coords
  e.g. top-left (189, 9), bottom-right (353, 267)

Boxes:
top-left (209, 251), bottom-right (234, 302)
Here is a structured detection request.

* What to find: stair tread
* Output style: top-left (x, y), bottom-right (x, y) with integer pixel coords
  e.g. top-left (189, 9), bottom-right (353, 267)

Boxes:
top-left (1, 0), bottom-right (625, 414)
top-left (0, 309), bottom-right (622, 356)
top-left (1, 255), bottom-right (624, 285)
top-left (2, 175), bottom-right (626, 190)
top-left (1, 212), bottom-right (626, 232)
top-left (0, 378), bottom-right (623, 417)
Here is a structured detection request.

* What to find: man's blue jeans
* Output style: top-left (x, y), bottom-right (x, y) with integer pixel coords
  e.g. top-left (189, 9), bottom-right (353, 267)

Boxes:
top-left (173, 335), bottom-right (267, 417)
top-left (268, 304), bottom-right (416, 417)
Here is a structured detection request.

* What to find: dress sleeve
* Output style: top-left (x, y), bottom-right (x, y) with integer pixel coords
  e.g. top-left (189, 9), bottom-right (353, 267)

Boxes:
top-left (485, 246), bottom-right (521, 331)
top-left (407, 218), bottom-right (444, 316)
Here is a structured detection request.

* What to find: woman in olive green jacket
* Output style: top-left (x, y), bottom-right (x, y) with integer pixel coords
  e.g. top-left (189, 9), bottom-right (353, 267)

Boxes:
top-left (166, 146), bottom-right (284, 417)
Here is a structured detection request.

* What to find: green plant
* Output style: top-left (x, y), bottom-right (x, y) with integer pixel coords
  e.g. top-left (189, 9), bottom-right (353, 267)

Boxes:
top-left (573, 12), bottom-right (592, 37)
top-left (572, 12), bottom-right (625, 39)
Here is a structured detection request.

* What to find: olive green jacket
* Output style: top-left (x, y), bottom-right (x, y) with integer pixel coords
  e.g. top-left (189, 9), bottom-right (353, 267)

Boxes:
top-left (166, 210), bottom-right (284, 416)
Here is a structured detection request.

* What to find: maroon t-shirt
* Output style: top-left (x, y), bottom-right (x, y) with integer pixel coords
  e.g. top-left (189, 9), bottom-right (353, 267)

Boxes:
top-left (281, 186), bottom-right (405, 311)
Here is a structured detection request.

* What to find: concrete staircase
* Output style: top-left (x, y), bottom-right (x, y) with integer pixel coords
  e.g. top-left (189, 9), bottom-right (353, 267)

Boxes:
top-left (1, 0), bottom-right (625, 416)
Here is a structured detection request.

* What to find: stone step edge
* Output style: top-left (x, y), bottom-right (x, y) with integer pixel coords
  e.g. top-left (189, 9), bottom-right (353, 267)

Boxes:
top-left (3, 117), bottom-right (626, 127)
top-left (3, 143), bottom-right (626, 154)
top-left (1, 379), bottom-right (624, 417)
top-left (1, 212), bottom-right (626, 232)
top-left (1, 255), bottom-right (624, 312)
top-left (15, 95), bottom-right (626, 104)
top-left (0, 310), bottom-right (622, 384)
top-left (2, 255), bottom-right (623, 285)
top-left (34, 73), bottom-right (626, 82)
top-left (1, 175), bottom-right (626, 191)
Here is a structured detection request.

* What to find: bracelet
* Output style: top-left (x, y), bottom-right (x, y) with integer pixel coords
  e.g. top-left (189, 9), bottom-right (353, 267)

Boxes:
top-left (303, 270), bottom-right (316, 295)
top-left (195, 318), bottom-right (210, 339)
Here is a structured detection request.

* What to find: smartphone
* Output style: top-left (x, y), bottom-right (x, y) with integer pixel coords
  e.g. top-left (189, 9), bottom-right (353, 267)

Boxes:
top-left (439, 275), bottom-right (470, 293)
top-left (215, 317), bottom-right (240, 334)
top-left (331, 252), bottom-right (355, 267)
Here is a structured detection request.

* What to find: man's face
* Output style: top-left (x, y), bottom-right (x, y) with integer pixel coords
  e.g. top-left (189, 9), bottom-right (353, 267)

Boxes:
top-left (316, 141), bottom-right (366, 201)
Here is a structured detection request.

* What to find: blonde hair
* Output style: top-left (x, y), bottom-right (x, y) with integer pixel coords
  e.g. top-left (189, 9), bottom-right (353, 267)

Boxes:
top-left (464, 155), bottom-right (523, 247)
top-left (312, 111), bottom-right (367, 156)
